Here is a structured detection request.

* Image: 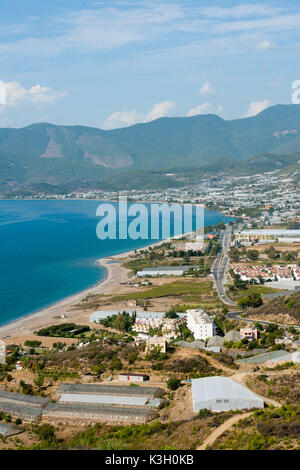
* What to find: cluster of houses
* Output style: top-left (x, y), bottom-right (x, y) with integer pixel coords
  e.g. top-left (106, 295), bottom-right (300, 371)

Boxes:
top-left (233, 264), bottom-right (300, 282)
top-left (235, 229), bottom-right (300, 244)
top-left (132, 316), bottom-right (182, 339)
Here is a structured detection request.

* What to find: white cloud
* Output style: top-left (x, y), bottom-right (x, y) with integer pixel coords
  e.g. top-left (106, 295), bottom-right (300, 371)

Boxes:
top-left (199, 81), bottom-right (216, 95)
top-left (102, 100), bottom-right (176, 129)
top-left (212, 14), bottom-right (300, 35)
top-left (102, 109), bottom-right (141, 129)
top-left (0, 80), bottom-right (68, 107)
top-left (187, 102), bottom-right (212, 117)
top-left (2, 81), bottom-right (26, 105)
top-left (245, 99), bottom-right (271, 117)
top-left (61, 4), bottom-right (185, 51)
top-left (145, 101), bottom-right (176, 121)
top-left (28, 84), bottom-right (67, 103)
top-left (0, 2), bottom-right (295, 59)
top-left (255, 39), bottom-right (277, 50)
top-left (199, 4), bottom-right (283, 19)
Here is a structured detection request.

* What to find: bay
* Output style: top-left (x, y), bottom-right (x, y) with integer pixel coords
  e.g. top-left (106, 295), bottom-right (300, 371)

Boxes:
top-left (0, 200), bottom-right (229, 326)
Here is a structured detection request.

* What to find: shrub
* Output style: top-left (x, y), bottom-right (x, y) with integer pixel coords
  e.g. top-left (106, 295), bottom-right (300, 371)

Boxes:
top-left (109, 358), bottom-right (122, 370)
top-left (198, 408), bottom-right (212, 418)
top-left (35, 424), bottom-right (57, 443)
top-left (167, 377), bottom-right (181, 391)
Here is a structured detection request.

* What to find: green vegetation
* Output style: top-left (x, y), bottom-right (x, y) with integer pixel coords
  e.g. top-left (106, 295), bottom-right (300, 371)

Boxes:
top-left (15, 409), bottom-right (242, 450)
top-left (238, 291), bottom-right (263, 309)
top-left (248, 371), bottom-right (300, 404)
top-left (145, 346), bottom-right (166, 362)
top-left (167, 377), bottom-right (181, 390)
top-left (108, 280), bottom-right (214, 304)
top-left (79, 279), bottom-right (219, 312)
top-left (99, 311), bottom-right (136, 332)
top-left (208, 405), bottom-right (300, 450)
top-left (3, 105), bottom-right (300, 195)
top-left (36, 323), bottom-right (90, 338)
top-left (246, 250), bottom-right (259, 261)
top-left (24, 340), bottom-right (42, 347)
top-left (246, 292), bottom-right (300, 324)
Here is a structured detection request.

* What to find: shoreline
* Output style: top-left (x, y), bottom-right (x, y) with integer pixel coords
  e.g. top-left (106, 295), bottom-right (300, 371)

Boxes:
top-left (0, 200), bottom-right (229, 341)
top-left (0, 237), bottom-right (168, 341)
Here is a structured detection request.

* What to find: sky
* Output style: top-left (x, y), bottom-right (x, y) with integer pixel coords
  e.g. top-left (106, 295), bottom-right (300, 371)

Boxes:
top-left (0, 0), bottom-right (300, 129)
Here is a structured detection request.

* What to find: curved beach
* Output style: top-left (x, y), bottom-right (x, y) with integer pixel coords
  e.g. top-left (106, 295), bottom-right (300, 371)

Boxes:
top-left (0, 256), bottom-right (127, 340)
top-left (0, 239), bottom-right (166, 341)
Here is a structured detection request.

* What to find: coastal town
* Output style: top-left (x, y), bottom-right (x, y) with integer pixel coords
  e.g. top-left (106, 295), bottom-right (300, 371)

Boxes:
top-left (7, 166), bottom-right (300, 224)
top-left (2, 0), bottom-right (300, 458)
top-left (0, 194), bottom-right (300, 449)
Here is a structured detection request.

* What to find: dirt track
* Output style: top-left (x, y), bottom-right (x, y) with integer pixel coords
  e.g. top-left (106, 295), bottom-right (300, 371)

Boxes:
top-left (197, 369), bottom-right (282, 450)
top-left (197, 412), bottom-right (253, 450)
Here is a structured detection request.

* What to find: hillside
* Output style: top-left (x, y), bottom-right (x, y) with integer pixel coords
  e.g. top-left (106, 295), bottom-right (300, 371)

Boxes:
top-left (245, 292), bottom-right (300, 325)
top-left (1, 104), bottom-right (300, 193)
top-left (208, 405), bottom-right (300, 450)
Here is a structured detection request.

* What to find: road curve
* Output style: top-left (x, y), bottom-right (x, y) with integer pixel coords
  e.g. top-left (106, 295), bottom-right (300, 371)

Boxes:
top-left (231, 372), bottom-right (282, 408)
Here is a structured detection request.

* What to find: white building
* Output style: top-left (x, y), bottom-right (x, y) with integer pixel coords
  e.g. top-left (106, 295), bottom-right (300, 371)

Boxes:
top-left (192, 376), bottom-right (264, 412)
top-left (235, 229), bottom-right (300, 244)
top-left (136, 266), bottom-right (192, 277)
top-left (186, 309), bottom-right (216, 341)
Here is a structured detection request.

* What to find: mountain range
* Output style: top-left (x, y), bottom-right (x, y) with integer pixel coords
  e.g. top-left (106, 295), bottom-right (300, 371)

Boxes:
top-left (1, 103), bottom-right (300, 194)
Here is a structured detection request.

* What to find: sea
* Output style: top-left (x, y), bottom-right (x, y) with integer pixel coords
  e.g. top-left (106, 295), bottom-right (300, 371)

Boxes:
top-left (0, 200), bottom-right (230, 327)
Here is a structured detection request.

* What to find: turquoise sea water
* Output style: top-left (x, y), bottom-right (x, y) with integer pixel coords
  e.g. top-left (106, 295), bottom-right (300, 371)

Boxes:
top-left (0, 200), bottom-right (229, 327)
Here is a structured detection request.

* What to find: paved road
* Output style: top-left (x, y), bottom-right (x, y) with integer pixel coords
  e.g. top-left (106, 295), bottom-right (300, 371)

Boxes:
top-left (212, 228), bottom-right (300, 330)
top-left (231, 371), bottom-right (282, 407)
top-left (212, 227), bottom-right (236, 306)
top-left (227, 310), bottom-right (300, 330)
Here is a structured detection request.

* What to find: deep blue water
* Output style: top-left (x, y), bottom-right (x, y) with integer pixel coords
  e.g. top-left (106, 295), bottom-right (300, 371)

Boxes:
top-left (0, 200), bottom-right (229, 326)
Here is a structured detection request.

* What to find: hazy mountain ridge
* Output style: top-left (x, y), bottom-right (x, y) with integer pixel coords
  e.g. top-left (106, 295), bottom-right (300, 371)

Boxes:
top-left (1, 104), bottom-right (300, 193)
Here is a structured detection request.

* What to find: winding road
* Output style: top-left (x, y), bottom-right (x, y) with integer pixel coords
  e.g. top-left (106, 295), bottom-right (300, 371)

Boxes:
top-left (212, 227), bottom-right (236, 306)
top-left (212, 230), bottom-right (300, 330)
top-left (195, 229), bottom-right (290, 449)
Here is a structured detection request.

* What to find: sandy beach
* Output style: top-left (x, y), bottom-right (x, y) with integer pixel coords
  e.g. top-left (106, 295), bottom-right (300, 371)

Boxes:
top-left (0, 239), bottom-right (168, 343)
top-left (0, 253), bottom-right (132, 341)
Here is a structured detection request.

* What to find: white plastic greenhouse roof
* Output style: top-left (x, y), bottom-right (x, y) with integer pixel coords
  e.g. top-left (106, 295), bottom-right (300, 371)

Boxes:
top-left (192, 376), bottom-right (262, 402)
top-left (59, 394), bottom-right (148, 406)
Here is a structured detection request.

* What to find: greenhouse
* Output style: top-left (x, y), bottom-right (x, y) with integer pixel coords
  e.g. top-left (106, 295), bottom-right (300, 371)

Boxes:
top-left (192, 376), bottom-right (264, 412)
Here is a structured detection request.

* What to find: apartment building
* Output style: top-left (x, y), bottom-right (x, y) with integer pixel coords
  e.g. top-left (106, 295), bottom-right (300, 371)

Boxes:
top-left (186, 309), bottom-right (217, 341)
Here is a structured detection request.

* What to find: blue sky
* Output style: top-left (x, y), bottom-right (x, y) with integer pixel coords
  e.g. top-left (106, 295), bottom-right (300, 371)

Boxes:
top-left (0, 0), bottom-right (300, 129)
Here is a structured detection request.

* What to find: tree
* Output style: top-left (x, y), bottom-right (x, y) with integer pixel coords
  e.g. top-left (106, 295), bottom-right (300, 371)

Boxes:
top-left (238, 292), bottom-right (263, 309)
top-left (167, 377), bottom-right (181, 391)
top-left (283, 251), bottom-right (298, 262)
top-left (229, 269), bottom-right (249, 290)
top-left (165, 308), bottom-right (179, 319)
top-left (265, 246), bottom-right (280, 260)
top-left (254, 322), bottom-right (263, 331)
top-left (24, 340), bottom-right (42, 347)
top-left (109, 358), bottom-right (122, 370)
top-left (247, 250), bottom-right (259, 261)
top-left (34, 375), bottom-right (44, 388)
top-left (19, 380), bottom-right (34, 395)
top-left (145, 346), bottom-right (166, 361)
